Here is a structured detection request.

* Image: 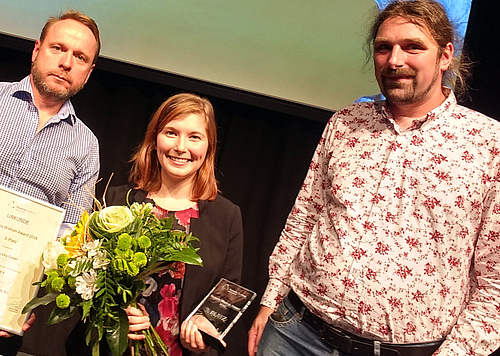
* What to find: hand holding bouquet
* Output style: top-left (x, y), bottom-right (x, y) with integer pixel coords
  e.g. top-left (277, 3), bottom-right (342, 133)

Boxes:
top-left (23, 202), bottom-right (202, 356)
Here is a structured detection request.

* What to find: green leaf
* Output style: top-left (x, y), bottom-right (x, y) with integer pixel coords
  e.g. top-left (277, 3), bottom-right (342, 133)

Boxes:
top-left (91, 338), bottom-right (100, 356)
top-left (70, 258), bottom-right (93, 276)
top-left (82, 300), bottom-right (92, 319)
top-left (22, 293), bottom-right (58, 314)
top-left (47, 305), bottom-right (77, 324)
top-left (167, 249), bottom-right (203, 266)
top-left (106, 308), bottom-right (129, 356)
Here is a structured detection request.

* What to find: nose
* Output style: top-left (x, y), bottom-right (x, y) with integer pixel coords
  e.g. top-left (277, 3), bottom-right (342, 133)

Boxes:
top-left (388, 46), bottom-right (405, 68)
top-left (175, 136), bottom-right (187, 152)
top-left (59, 51), bottom-right (74, 70)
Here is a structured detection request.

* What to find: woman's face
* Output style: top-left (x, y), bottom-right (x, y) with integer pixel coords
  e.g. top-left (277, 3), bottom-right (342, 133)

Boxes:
top-left (156, 113), bottom-right (209, 184)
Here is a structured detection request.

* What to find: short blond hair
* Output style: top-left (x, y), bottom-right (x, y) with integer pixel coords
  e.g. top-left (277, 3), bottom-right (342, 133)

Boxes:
top-left (40, 10), bottom-right (100, 64)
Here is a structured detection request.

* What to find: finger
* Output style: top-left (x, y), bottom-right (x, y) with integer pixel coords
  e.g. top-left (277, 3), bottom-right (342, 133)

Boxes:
top-left (137, 303), bottom-right (150, 317)
top-left (22, 313), bottom-right (37, 332)
top-left (182, 321), bottom-right (207, 351)
top-left (193, 330), bottom-right (208, 351)
top-left (186, 321), bottom-right (198, 347)
top-left (180, 320), bottom-right (189, 341)
top-left (125, 305), bottom-right (143, 317)
top-left (128, 313), bottom-right (150, 323)
top-left (248, 326), bottom-right (258, 356)
top-left (128, 319), bottom-right (150, 332)
top-left (128, 332), bottom-right (146, 340)
top-left (0, 331), bottom-right (13, 338)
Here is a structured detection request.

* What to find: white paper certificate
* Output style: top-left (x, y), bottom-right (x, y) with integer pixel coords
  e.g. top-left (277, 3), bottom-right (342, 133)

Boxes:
top-left (0, 186), bottom-right (64, 335)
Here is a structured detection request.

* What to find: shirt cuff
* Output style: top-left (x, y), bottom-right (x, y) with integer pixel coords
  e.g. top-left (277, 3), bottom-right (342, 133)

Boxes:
top-left (260, 278), bottom-right (291, 311)
top-left (58, 222), bottom-right (75, 238)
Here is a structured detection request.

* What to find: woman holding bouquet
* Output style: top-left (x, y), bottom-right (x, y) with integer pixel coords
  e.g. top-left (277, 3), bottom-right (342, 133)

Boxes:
top-left (67, 93), bottom-right (243, 356)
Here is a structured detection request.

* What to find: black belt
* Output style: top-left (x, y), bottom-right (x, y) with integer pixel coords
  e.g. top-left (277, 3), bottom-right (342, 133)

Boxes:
top-left (287, 291), bottom-right (444, 356)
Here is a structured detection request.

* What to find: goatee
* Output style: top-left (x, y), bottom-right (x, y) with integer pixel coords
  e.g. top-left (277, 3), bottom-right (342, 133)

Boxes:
top-left (31, 59), bottom-right (84, 102)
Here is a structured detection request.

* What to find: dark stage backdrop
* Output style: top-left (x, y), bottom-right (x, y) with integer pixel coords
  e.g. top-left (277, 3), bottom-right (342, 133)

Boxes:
top-left (0, 42), bottom-right (329, 356)
top-left (1, 0), bottom-right (499, 354)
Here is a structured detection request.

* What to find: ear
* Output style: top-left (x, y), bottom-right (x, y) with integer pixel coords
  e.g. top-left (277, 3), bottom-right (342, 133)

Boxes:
top-left (31, 40), bottom-right (41, 63)
top-left (440, 42), bottom-right (454, 72)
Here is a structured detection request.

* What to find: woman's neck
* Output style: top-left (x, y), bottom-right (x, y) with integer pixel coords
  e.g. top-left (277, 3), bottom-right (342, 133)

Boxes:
top-left (149, 176), bottom-right (196, 211)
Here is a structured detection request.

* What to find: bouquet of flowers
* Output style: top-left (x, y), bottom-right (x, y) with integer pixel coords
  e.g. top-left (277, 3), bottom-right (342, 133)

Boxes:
top-left (23, 202), bottom-right (203, 356)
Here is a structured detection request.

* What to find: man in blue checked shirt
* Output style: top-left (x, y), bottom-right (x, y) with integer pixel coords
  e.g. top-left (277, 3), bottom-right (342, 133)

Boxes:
top-left (0, 10), bottom-right (100, 356)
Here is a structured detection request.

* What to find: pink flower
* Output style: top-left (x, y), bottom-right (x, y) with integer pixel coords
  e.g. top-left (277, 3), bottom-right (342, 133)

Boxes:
top-left (158, 284), bottom-right (178, 319)
top-left (155, 283), bottom-right (182, 353)
top-left (175, 206), bottom-right (199, 227)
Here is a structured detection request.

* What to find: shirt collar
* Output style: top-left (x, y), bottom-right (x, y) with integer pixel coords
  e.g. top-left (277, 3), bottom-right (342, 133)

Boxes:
top-left (378, 90), bottom-right (457, 132)
top-left (10, 76), bottom-right (77, 125)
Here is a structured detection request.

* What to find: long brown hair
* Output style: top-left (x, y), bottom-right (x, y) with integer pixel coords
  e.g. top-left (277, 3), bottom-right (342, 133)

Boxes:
top-left (130, 93), bottom-right (218, 201)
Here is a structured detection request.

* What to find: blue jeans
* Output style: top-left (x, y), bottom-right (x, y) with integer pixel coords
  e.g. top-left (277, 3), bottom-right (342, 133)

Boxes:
top-left (257, 295), bottom-right (357, 356)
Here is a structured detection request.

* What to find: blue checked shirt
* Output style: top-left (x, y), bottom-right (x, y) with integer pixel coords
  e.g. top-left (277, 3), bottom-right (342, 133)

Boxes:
top-left (0, 76), bottom-right (99, 225)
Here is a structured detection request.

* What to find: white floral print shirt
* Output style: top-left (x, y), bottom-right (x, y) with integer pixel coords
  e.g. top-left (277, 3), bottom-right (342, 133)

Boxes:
top-left (262, 93), bottom-right (500, 355)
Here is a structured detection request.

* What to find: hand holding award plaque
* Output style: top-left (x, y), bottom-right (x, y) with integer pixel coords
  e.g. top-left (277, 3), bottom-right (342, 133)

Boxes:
top-left (185, 278), bottom-right (256, 353)
top-left (0, 186), bottom-right (64, 335)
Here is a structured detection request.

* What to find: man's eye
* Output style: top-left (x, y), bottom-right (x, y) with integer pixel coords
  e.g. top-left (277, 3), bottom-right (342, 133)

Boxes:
top-left (375, 44), bottom-right (391, 52)
top-left (407, 44), bottom-right (423, 51)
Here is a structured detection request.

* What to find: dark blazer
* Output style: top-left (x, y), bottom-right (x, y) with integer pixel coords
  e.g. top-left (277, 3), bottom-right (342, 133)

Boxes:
top-left (66, 186), bottom-right (243, 356)
top-left (105, 186), bottom-right (244, 322)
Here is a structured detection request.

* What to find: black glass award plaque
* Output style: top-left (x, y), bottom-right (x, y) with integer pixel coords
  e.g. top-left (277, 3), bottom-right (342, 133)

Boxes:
top-left (185, 278), bottom-right (257, 353)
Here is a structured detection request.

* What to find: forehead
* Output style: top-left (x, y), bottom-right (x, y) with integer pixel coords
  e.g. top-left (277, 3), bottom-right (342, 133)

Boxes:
top-left (166, 113), bottom-right (207, 130)
top-left (375, 16), bottom-right (437, 45)
top-left (44, 19), bottom-right (97, 53)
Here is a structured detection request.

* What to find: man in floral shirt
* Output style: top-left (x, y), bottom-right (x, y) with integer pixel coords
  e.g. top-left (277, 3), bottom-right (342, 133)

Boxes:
top-left (248, 1), bottom-right (500, 355)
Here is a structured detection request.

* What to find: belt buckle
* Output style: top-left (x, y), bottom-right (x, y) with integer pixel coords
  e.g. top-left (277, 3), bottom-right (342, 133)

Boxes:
top-left (374, 340), bottom-right (381, 356)
top-left (340, 335), bottom-right (353, 353)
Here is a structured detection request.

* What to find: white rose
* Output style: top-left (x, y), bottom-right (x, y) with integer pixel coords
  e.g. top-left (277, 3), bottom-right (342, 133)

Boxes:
top-left (42, 241), bottom-right (66, 269)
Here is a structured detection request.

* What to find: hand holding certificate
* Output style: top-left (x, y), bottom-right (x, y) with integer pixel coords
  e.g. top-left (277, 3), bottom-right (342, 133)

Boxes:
top-left (0, 186), bottom-right (64, 335)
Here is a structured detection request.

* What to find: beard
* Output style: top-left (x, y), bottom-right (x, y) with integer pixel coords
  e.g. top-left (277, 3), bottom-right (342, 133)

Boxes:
top-left (31, 58), bottom-right (85, 102)
top-left (380, 65), bottom-right (440, 105)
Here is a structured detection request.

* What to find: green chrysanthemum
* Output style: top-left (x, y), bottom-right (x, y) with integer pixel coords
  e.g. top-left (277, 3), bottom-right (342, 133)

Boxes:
top-left (67, 276), bottom-right (77, 289)
top-left (114, 247), bottom-right (133, 260)
top-left (57, 254), bottom-right (69, 268)
top-left (133, 252), bottom-right (147, 268)
top-left (46, 270), bottom-right (59, 283)
top-left (55, 294), bottom-right (71, 309)
top-left (138, 235), bottom-right (151, 249)
top-left (127, 262), bottom-right (139, 277)
top-left (51, 277), bottom-right (65, 292)
top-left (117, 233), bottom-right (132, 250)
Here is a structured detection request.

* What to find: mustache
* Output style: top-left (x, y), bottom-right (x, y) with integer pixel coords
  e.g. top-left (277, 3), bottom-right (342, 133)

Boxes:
top-left (48, 71), bottom-right (72, 83)
top-left (381, 68), bottom-right (417, 77)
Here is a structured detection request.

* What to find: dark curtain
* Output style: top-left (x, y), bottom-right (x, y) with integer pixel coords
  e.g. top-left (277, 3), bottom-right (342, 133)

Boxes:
top-left (462, 0), bottom-right (500, 121)
top-left (0, 44), bottom-right (328, 356)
